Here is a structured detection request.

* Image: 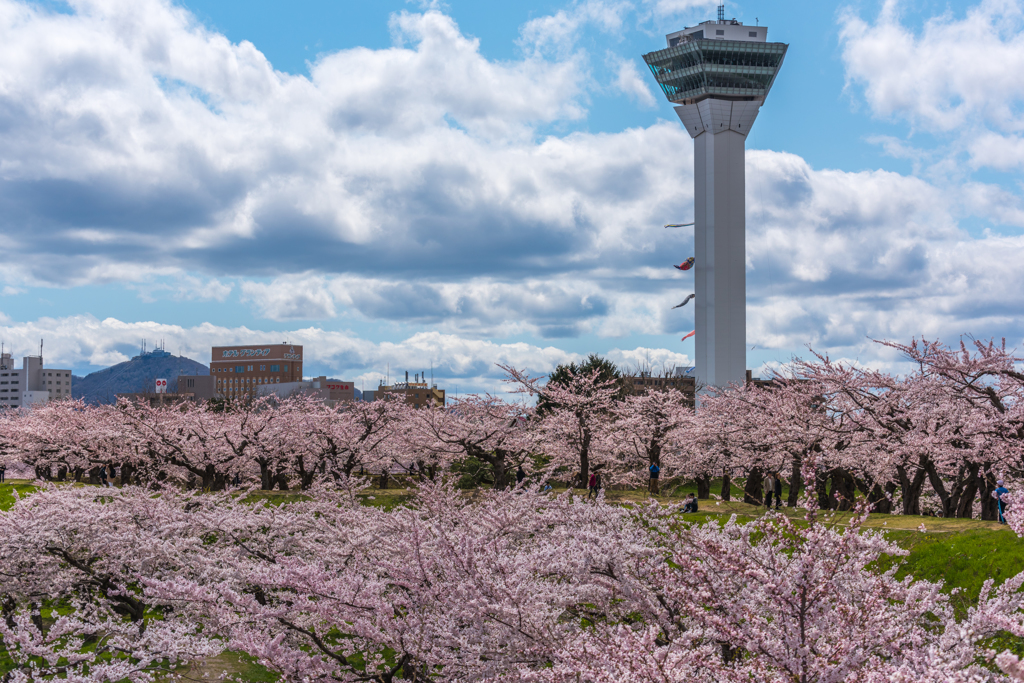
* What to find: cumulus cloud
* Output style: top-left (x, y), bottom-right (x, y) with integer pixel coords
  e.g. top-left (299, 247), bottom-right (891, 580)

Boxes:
top-left (639, 0), bottom-right (718, 20)
top-left (607, 52), bottom-right (657, 107)
top-left (840, 0), bottom-right (1024, 172)
top-left (518, 0), bottom-right (633, 56)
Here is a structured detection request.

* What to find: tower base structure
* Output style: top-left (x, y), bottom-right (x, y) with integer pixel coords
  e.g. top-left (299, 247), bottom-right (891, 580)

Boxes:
top-left (680, 100), bottom-right (755, 390)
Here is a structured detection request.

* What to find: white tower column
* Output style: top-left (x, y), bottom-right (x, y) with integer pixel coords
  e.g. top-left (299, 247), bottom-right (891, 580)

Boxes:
top-left (693, 127), bottom-right (747, 389)
top-left (676, 98), bottom-right (759, 389)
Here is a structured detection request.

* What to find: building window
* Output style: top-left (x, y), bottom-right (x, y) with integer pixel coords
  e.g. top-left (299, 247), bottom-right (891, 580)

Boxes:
top-left (749, 31), bottom-right (757, 37)
top-left (716, 29), bottom-right (724, 35)
top-left (283, 365), bottom-right (289, 372)
top-left (260, 365), bottom-right (266, 371)
top-left (236, 366), bottom-right (244, 373)
top-left (270, 365), bottom-right (279, 372)
top-left (247, 365), bottom-right (253, 371)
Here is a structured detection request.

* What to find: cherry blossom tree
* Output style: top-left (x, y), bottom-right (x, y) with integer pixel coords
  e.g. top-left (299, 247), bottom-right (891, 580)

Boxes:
top-left (501, 364), bottom-right (618, 487)
top-left (399, 395), bottom-right (538, 489)
top-left (610, 389), bottom-right (693, 491)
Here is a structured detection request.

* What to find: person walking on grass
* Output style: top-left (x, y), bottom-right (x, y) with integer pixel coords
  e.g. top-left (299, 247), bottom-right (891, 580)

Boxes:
top-left (0, 464), bottom-right (5, 483)
top-left (587, 472), bottom-right (598, 500)
top-left (773, 472), bottom-right (783, 510)
top-left (649, 463), bottom-right (661, 495)
top-left (516, 466), bottom-right (526, 486)
top-left (994, 480), bottom-right (1010, 524)
top-left (764, 472), bottom-right (776, 510)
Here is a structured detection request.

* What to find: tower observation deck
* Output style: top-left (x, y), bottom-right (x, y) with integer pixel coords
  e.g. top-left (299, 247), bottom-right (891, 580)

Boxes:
top-left (643, 10), bottom-right (787, 392)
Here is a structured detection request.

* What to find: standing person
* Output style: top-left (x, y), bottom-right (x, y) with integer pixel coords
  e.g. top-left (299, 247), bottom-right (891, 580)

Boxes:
top-left (649, 463), bottom-right (661, 495)
top-left (595, 471), bottom-right (602, 496)
top-left (994, 480), bottom-right (1010, 524)
top-left (774, 472), bottom-right (783, 510)
top-left (0, 464), bottom-right (5, 483)
top-left (587, 472), bottom-right (598, 500)
top-left (99, 466), bottom-right (109, 488)
top-left (764, 472), bottom-right (776, 509)
top-left (516, 466), bottom-right (526, 486)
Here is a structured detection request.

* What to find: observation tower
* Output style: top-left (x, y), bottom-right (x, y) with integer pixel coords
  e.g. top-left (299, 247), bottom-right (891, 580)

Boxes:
top-left (643, 6), bottom-right (787, 390)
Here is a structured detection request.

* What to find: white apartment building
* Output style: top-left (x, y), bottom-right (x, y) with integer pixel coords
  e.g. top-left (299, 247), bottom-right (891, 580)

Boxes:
top-left (0, 352), bottom-right (73, 408)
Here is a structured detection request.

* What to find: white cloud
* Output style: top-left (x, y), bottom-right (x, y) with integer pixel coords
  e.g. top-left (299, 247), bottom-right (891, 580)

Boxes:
top-left (840, 0), bottom-right (1024, 173)
top-left (607, 52), bottom-right (656, 107)
top-left (840, 0), bottom-right (1024, 133)
top-left (518, 0), bottom-right (633, 56)
top-left (640, 0), bottom-right (717, 20)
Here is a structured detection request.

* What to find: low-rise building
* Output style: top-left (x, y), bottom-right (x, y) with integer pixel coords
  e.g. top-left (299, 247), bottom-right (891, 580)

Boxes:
top-left (0, 352), bottom-right (73, 408)
top-left (256, 376), bottom-right (356, 406)
top-left (177, 375), bottom-right (216, 400)
top-left (375, 371), bottom-right (445, 408)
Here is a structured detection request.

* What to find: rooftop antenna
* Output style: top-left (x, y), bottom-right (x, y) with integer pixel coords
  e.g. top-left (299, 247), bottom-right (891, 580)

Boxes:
top-left (39, 338), bottom-right (43, 362)
top-left (717, 3), bottom-right (725, 22)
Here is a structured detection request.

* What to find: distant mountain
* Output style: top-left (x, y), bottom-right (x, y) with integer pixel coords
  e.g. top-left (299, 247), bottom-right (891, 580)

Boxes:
top-left (72, 349), bottom-right (209, 404)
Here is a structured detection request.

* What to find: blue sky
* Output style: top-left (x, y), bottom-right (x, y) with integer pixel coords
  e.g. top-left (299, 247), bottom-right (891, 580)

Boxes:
top-left (1, 0), bottom-right (1023, 390)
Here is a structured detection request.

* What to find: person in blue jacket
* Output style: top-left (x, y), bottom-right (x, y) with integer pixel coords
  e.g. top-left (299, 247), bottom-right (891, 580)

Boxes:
top-left (994, 480), bottom-right (1010, 524)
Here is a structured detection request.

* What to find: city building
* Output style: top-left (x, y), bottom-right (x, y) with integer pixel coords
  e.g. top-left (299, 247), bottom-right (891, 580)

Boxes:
top-left (642, 5), bottom-right (787, 390)
top-left (177, 375), bottom-right (216, 401)
top-left (0, 351), bottom-right (73, 408)
top-left (255, 376), bottom-right (355, 406)
top-left (209, 343), bottom-right (304, 400)
top-left (376, 371), bottom-right (445, 408)
top-left (116, 391), bottom-right (198, 407)
top-left (624, 367), bottom-right (697, 405)
top-left (623, 367), bottom-right (765, 407)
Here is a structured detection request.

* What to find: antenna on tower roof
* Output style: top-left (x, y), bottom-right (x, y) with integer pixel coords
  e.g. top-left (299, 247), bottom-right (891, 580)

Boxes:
top-left (717, 3), bottom-right (725, 22)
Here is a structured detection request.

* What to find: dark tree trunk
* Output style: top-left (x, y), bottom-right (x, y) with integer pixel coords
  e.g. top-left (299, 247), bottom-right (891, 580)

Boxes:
top-left (73, 467), bottom-right (84, 483)
top-left (815, 471), bottom-right (832, 510)
top-left (980, 467), bottom-right (998, 521)
top-left (491, 453), bottom-right (509, 491)
top-left (379, 470), bottom-right (389, 490)
top-left (829, 468), bottom-right (857, 511)
top-left (896, 459), bottom-right (929, 516)
top-left (926, 460), bottom-right (963, 518)
top-left (87, 467), bottom-right (101, 485)
top-left (259, 462), bottom-right (274, 490)
top-left (120, 463), bottom-right (134, 487)
top-left (743, 468), bottom-right (764, 506)
top-left (860, 481), bottom-right (895, 515)
top-left (956, 463), bottom-right (981, 519)
top-left (201, 464), bottom-right (222, 491)
top-left (274, 472), bottom-right (289, 490)
top-left (787, 454), bottom-right (803, 508)
top-left (577, 423), bottom-right (592, 489)
top-left (720, 469), bottom-right (731, 501)
top-left (56, 466), bottom-right (67, 482)
top-left (695, 474), bottom-right (711, 500)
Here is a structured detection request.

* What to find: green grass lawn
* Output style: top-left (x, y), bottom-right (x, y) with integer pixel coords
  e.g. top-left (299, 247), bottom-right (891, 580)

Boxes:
top-left (0, 479), bottom-right (37, 511)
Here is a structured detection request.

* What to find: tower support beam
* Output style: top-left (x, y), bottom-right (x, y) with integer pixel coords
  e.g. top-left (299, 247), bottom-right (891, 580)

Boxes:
top-left (692, 126), bottom-right (747, 389)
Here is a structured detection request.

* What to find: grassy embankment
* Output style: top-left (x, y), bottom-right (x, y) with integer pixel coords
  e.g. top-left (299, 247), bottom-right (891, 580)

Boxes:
top-left (4, 478), bottom-right (1024, 681)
